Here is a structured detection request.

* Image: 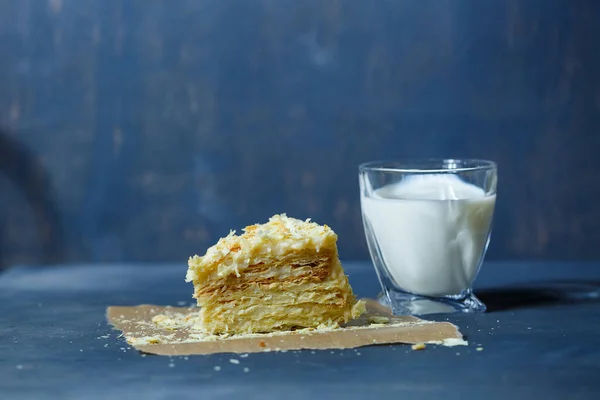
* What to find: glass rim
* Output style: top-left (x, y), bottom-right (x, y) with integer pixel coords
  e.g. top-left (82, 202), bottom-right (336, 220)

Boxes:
top-left (359, 158), bottom-right (497, 174)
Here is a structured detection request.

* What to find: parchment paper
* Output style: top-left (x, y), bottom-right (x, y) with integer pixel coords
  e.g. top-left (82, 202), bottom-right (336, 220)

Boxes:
top-left (107, 299), bottom-right (465, 356)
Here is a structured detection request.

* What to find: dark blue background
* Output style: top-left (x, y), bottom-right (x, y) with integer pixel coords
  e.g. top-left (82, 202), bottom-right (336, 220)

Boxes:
top-left (0, 0), bottom-right (599, 268)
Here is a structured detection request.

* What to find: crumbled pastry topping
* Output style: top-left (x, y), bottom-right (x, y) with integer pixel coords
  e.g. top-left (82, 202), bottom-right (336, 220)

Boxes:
top-left (127, 336), bottom-right (162, 345)
top-left (367, 315), bottom-right (390, 324)
top-left (315, 321), bottom-right (341, 331)
top-left (186, 214), bottom-right (337, 283)
top-left (426, 338), bottom-right (469, 347)
top-left (440, 338), bottom-right (469, 347)
top-left (411, 343), bottom-right (426, 351)
top-left (350, 300), bottom-right (366, 318)
top-left (151, 313), bottom-right (197, 330)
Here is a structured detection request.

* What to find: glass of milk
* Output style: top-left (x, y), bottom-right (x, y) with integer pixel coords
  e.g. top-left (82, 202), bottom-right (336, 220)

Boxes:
top-left (359, 159), bottom-right (497, 315)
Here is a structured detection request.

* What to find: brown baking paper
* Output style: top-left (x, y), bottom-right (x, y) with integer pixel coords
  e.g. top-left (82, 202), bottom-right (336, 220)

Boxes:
top-left (106, 299), bottom-right (465, 356)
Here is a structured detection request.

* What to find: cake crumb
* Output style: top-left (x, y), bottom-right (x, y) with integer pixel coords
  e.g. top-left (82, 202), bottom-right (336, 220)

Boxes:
top-left (427, 338), bottom-right (469, 347)
top-left (240, 353), bottom-right (249, 358)
top-left (368, 315), bottom-right (390, 324)
top-left (259, 341), bottom-right (266, 348)
top-left (411, 343), bottom-right (426, 351)
top-left (476, 347), bottom-right (484, 351)
top-left (16, 365), bottom-right (23, 370)
top-left (229, 358), bottom-right (240, 365)
top-left (243, 367), bottom-right (250, 373)
top-left (214, 366), bottom-right (221, 371)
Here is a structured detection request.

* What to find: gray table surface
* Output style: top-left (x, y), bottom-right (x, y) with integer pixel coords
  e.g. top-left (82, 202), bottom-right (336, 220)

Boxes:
top-left (1, 261), bottom-right (600, 400)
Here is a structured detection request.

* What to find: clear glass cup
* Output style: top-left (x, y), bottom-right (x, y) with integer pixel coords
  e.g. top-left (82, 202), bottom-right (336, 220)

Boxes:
top-left (359, 159), bottom-right (497, 315)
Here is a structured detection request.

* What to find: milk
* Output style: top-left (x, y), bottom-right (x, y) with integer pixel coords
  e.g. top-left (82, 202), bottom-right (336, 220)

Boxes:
top-left (361, 174), bottom-right (495, 297)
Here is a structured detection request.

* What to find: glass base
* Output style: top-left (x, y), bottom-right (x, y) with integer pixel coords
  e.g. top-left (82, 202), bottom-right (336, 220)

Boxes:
top-left (377, 289), bottom-right (486, 316)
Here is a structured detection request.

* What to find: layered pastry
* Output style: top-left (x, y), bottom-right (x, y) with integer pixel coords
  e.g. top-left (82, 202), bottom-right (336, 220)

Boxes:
top-left (186, 214), bottom-right (364, 334)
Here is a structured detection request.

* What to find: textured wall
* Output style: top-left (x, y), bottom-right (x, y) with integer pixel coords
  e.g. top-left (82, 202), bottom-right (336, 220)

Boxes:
top-left (0, 0), bottom-right (599, 268)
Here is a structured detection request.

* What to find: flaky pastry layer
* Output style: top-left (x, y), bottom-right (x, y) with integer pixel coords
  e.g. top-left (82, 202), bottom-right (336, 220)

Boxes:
top-left (193, 249), bottom-right (335, 300)
top-left (186, 215), bottom-right (363, 334)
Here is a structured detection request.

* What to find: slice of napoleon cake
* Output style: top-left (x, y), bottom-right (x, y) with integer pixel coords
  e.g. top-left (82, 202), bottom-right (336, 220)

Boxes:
top-left (186, 214), bottom-right (365, 334)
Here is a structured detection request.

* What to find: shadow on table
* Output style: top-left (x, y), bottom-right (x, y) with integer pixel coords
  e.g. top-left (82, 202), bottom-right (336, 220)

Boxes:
top-left (478, 280), bottom-right (600, 312)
